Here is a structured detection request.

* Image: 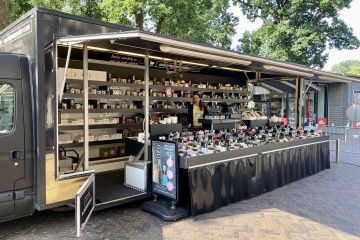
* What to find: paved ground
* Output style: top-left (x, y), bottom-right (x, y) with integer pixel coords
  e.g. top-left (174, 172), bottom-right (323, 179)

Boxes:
top-left (0, 155), bottom-right (359, 240)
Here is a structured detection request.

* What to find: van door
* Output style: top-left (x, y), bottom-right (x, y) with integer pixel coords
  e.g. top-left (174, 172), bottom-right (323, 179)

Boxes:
top-left (0, 79), bottom-right (25, 219)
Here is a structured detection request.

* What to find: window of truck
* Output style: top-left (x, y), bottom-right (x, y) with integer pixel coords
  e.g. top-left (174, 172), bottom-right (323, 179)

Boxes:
top-left (0, 84), bottom-right (15, 134)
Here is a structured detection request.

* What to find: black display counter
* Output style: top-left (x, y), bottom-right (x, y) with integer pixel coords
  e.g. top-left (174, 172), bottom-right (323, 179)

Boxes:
top-left (267, 121), bottom-right (284, 128)
top-left (178, 135), bottom-right (330, 217)
top-left (199, 119), bottom-right (241, 130)
top-left (242, 119), bottom-right (268, 128)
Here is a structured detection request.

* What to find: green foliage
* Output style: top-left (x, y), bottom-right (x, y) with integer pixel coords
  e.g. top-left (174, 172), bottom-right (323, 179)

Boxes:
top-left (4, 0), bottom-right (237, 49)
top-left (64, 0), bottom-right (103, 20)
top-left (9, 0), bottom-right (33, 23)
top-left (100, 0), bottom-right (238, 49)
top-left (234, 0), bottom-right (360, 69)
top-left (330, 60), bottom-right (360, 75)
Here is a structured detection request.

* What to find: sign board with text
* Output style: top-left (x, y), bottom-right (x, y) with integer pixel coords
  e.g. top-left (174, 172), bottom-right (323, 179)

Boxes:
top-left (75, 173), bottom-right (95, 238)
top-left (151, 139), bottom-right (178, 202)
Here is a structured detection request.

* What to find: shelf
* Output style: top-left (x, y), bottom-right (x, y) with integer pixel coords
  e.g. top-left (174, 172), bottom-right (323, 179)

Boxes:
top-left (62, 93), bottom-right (144, 101)
top-left (148, 97), bottom-right (250, 103)
top-left (59, 108), bottom-right (144, 114)
top-left (149, 109), bottom-right (187, 113)
top-left (62, 95), bottom-right (249, 103)
top-left (202, 98), bottom-right (250, 103)
top-left (66, 79), bottom-right (145, 88)
top-left (207, 108), bottom-right (249, 113)
top-left (58, 122), bottom-right (143, 130)
top-left (199, 119), bottom-right (241, 124)
top-left (149, 96), bottom-right (192, 101)
top-left (64, 80), bottom-right (250, 95)
top-left (59, 139), bottom-right (125, 148)
top-left (149, 85), bottom-right (250, 94)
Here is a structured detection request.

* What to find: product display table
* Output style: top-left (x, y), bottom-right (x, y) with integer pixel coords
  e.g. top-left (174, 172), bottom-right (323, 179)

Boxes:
top-left (178, 135), bottom-right (330, 217)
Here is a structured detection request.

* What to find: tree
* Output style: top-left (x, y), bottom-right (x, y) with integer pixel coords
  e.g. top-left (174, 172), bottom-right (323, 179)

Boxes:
top-left (330, 60), bottom-right (360, 75)
top-left (234, 0), bottom-right (360, 69)
top-left (100, 0), bottom-right (238, 49)
top-left (2, 0), bottom-right (237, 49)
top-left (64, 0), bottom-right (103, 20)
top-left (0, 0), bottom-right (11, 30)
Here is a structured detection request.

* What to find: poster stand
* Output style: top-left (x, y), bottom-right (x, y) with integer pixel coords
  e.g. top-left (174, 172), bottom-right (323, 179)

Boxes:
top-left (140, 194), bottom-right (190, 221)
top-left (140, 139), bottom-right (190, 221)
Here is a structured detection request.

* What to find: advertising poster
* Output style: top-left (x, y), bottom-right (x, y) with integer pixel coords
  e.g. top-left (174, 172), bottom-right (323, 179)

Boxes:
top-left (317, 118), bottom-right (327, 132)
top-left (306, 99), bottom-right (314, 118)
top-left (151, 139), bottom-right (177, 201)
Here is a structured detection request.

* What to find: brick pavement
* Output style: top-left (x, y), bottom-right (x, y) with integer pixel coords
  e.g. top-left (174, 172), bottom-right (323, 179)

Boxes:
top-left (0, 161), bottom-right (359, 240)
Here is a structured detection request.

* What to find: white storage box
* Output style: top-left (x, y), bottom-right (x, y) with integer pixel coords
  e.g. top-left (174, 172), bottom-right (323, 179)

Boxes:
top-left (110, 118), bottom-right (119, 124)
top-left (98, 134), bottom-right (110, 141)
top-left (109, 133), bottom-right (118, 140)
top-left (95, 119), bottom-right (104, 124)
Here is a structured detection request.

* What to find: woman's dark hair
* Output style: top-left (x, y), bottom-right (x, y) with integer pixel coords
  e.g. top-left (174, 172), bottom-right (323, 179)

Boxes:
top-left (193, 93), bottom-right (206, 111)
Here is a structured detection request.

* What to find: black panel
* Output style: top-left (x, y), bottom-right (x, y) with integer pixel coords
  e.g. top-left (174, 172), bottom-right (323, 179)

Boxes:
top-left (186, 139), bottom-right (330, 217)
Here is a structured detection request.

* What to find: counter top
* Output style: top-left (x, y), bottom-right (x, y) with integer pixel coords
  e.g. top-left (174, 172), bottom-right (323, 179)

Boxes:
top-left (179, 135), bottom-right (329, 169)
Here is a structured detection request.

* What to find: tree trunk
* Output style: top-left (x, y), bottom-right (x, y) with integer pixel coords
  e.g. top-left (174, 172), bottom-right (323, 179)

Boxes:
top-left (0, 0), bottom-right (11, 31)
top-left (155, 17), bottom-right (165, 34)
top-left (135, 13), bottom-right (144, 30)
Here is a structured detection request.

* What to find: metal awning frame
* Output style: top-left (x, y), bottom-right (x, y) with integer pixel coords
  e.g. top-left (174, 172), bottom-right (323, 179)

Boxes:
top-left (57, 30), bottom-right (359, 84)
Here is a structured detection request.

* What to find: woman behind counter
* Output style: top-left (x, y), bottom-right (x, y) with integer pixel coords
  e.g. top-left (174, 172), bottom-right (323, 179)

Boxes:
top-left (187, 93), bottom-right (209, 131)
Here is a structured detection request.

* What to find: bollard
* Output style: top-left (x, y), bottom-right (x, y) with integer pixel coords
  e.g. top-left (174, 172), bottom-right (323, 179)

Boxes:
top-left (336, 139), bottom-right (341, 164)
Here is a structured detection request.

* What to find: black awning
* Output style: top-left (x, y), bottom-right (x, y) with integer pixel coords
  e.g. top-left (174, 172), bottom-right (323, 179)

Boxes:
top-left (260, 80), bottom-right (319, 93)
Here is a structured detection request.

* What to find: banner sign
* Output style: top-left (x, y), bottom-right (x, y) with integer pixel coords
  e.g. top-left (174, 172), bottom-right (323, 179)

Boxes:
top-left (151, 139), bottom-right (178, 201)
top-left (88, 51), bottom-right (145, 66)
top-left (76, 173), bottom-right (95, 238)
top-left (306, 99), bottom-right (314, 119)
top-left (317, 118), bottom-right (327, 132)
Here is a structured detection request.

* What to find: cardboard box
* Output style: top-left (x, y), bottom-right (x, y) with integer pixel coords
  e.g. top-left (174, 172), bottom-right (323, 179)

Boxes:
top-left (58, 132), bottom-right (72, 141)
top-left (117, 145), bottom-right (126, 156)
top-left (71, 68), bottom-right (83, 80)
top-left (87, 70), bottom-right (95, 80)
top-left (99, 147), bottom-right (110, 158)
top-left (94, 70), bottom-right (107, 81)
top-left (58, 67), bottom-right (72, 80)
top-left (108, 147), bottom-right (117, 157)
